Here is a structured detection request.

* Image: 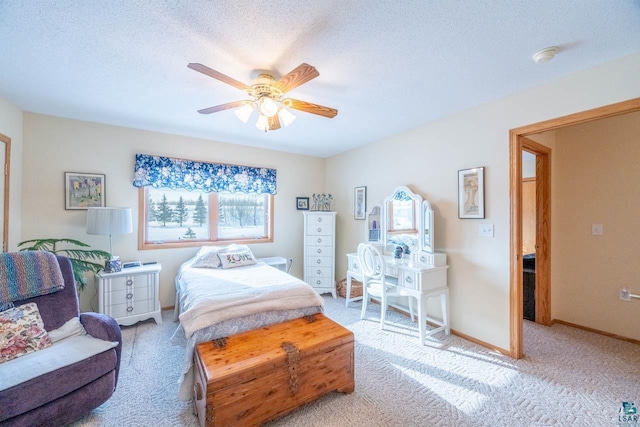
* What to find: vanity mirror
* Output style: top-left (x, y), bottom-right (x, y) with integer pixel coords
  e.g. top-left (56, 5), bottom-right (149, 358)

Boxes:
top-left (382, 186), bottom-right (422, 255)
top-left (422, 201), bottom-right (435, 253)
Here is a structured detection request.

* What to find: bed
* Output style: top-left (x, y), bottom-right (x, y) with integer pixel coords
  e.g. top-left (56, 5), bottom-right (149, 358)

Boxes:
top-left (170, 246), bottom-right (325, 400)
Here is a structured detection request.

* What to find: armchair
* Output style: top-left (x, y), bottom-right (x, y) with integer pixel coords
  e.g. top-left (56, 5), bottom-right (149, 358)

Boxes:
top-left (0, 254), bottom-right (122, 426)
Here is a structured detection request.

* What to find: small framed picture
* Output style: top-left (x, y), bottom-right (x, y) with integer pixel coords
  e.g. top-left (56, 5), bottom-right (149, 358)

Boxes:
top-left (65, 172), bottom-right (106, 210)
top-left (354, 186), bottom-right (366, 220)
top-left (458, 167), bottom-right (485, 219)
top-left (296, 197), bottom-right (309, 211)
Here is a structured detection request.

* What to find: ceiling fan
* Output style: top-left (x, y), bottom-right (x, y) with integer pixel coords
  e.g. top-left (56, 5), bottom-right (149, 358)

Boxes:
top-left (187, 62), bottom-right (338, 132)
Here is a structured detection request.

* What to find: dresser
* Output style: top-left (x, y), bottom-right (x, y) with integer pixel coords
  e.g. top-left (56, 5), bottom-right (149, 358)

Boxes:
top-left (96, 263), bottom-right (162, 326)
top-left (303, 211), bottom-right (337, 297)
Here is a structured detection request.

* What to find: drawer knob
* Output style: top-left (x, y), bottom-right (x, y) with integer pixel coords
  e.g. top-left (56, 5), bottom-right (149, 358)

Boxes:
top-left (317, 227), bottom-right (322, 232)
top-left (126, 279), bottom-right (133, 286)
top-left (420, 256), bottom-right (426, 262)
top-left (127, 306), bottom-right (134, 313)
top-left (316, 259), bottom-right (321, 264)
top-left (353, 263), bottom-right (358, 269)
top-left (127, 293), bottom-right (133, 300)
top-left (317, 248), bottom-right (322, 254)
top-left (405, 276), bottom-right (413, 284)
top-left (317, 238), bottom-right (322, 243)
top-left (316, 269), bottom-right (321, 274)
top-left (316, 280), bottom-right (321, 285)
top-left (317, 217), bottom-right (323, 223)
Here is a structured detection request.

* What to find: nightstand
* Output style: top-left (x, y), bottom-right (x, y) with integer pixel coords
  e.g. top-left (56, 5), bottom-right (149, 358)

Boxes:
top-left (96, 263), bottom-right (162, 326)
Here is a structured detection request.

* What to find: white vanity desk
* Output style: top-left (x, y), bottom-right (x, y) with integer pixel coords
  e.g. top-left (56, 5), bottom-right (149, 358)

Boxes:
top-left (346, 252), bottom-right (449, 344)
top-left (346, 185), bottom-right (450, 345)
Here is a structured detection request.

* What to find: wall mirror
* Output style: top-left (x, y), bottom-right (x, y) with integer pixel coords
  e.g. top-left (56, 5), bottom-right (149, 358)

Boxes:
top-left (422, 200), bottom-right (434, 253)
top-left (382, 186), bottom-right (422, 255)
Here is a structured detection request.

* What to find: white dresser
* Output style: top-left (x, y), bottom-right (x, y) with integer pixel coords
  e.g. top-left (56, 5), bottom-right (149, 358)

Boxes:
top-left (303, 211), bottom-right (337, 297)
top-left (96, 263), bottom-right (162, 326)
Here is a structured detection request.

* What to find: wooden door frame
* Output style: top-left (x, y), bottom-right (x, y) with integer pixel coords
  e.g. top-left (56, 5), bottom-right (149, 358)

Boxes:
top-left (509, 97), bottom-right (640, 359)
top-left (0, 133), bottom-right (10, 252)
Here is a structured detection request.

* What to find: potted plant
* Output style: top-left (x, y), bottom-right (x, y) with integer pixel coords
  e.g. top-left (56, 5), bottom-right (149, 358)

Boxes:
top-left (18, 238), bottom-right (111, 291)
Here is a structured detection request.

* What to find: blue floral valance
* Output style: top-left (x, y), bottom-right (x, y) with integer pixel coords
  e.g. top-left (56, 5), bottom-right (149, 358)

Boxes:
top-left (132, 154), bottom-right (277, 194)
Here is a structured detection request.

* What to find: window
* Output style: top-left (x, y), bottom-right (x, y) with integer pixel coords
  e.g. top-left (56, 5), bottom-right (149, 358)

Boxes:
top-left (139, 188), bottom-right (273, 249)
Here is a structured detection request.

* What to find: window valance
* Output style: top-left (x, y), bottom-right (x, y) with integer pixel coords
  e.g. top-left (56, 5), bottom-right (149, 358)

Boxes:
top-left (132, 154), bottom-right (277, 194)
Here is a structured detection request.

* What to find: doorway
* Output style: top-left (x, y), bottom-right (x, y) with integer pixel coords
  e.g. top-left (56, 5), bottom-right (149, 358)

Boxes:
top-left (509, 97), bottom-right (640, 359)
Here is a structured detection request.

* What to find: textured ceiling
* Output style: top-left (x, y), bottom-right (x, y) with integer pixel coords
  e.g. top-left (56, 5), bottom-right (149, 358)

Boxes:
top-left (1, 1), bottom-right (639, 157)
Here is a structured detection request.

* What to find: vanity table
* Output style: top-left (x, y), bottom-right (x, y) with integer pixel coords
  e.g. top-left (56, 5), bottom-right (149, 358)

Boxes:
top-left (346, 185), bottom-right (450, 344)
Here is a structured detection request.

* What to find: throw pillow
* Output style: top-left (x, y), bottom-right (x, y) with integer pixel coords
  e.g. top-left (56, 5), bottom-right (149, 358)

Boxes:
top-left (0, 303), bottom-right (52, 364)
top-left (47, 317), bottom-right (87, 343)
top-left (192, 246), bottom-right (224, 268)
top-left (218, 250), bottom-right (257, 269)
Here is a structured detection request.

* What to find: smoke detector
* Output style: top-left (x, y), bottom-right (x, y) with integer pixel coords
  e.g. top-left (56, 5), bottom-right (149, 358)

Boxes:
top-left (532, 46), bottom-right (559, 64)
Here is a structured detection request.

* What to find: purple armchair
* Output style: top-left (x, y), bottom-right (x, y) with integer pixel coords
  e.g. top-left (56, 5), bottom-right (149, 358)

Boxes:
top-left (0, 255), bottom-right (122, 426)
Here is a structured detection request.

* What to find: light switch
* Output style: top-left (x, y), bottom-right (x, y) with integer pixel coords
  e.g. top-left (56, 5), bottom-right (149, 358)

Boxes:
top-left (479, 224), bottom-right (494, 237)
top-left (591, 224), bottom-right (603, 236)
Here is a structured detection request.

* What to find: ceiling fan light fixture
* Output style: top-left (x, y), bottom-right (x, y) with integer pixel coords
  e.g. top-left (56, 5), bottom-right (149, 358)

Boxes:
top-left (255, 113), bottom-right (269, 132)
top-left (234, 103), bottom-right (254, 123)
top-left (259, 97), bottom-right (279, 117)
top-left (279, 108), bottom-right (296, 127)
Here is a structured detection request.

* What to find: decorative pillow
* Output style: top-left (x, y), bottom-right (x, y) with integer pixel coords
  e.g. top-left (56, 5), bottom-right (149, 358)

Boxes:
top-left (192, 246), bottom-right (224, 269)
top-left (47, 317), bottom-right (87, 343)
top-left (0, 303), bottom-right (52, 364)
top-left (218, 250), bottom-right (257, 269)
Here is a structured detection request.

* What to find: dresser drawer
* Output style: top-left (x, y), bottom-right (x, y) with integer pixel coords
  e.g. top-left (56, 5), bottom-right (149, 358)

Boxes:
top-left (306, 266), bottom-right (333, 279)
top-left (307, 234), bottom-right (333, 246)
top-left (306, 256), bottom-right (332, 268)
top-left (103, 275), bottom-right (149, 293)
top-left (307, 245), bottom-right (333, 257)
top-left (306, 223), bottom-right (333, 236)
top-left (399, 271), bottom-right (419, 290)
top-left (346, 254), bottom-right (361, 275)
top-left (108, 299), bottom-right (152, 319)
top-left (307, 276), bottom-right (334, 289)
top-left (109, 286), bottom-right (153, 303)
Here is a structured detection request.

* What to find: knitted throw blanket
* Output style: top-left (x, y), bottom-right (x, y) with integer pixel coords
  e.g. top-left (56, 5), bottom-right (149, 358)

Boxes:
top-left (0, 251), bottom-right (65, 305)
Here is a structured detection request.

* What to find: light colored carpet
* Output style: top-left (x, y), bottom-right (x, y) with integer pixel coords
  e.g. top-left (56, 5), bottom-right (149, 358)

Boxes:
top-left (72, 296), bottom-right (640, 426)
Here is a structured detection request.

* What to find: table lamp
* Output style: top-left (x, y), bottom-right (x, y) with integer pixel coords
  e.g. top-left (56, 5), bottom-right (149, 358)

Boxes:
top-left (86, 207), bottom-right (133, 272)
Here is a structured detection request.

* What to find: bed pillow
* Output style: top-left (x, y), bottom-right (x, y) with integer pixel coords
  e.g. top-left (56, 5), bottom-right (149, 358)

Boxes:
top-left (218, 250), bottom-right (257, 269)
top-left (0, 302), bottom-right (52, 364)
top-left (192, 246), bottom-right (224, 269)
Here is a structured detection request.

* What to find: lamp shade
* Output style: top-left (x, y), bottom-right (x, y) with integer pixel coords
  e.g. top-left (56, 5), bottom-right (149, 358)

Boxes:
top-left (86, 207), bottom-right (133, 236)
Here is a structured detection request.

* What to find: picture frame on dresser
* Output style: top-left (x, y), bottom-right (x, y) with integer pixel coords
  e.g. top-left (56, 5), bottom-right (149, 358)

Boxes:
top-left (296, 197), bottom-right (309, 210)
top-left (354, 186), bottom-right (366, 220)
top-left (65, 172), bottom-right (106, 210)
top-left (458, 167), bottom-right (485, 219)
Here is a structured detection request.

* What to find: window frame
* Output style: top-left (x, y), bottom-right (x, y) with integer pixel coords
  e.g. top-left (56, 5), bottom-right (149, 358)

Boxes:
top-left (138, 187), bottom-right (273, 250)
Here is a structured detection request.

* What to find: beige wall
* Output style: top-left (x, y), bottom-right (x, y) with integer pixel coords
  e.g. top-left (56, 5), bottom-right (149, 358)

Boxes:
top-left (326, 52), bottom-right (640, 350)
top-left (552, 111), bottom-right (640, 340)
top-left (21, 114), bottom-right (325, 310)
top-left (0, 96), bottom-right (23, 251)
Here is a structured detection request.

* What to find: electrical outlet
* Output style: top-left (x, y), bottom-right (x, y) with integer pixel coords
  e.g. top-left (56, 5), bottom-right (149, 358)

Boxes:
top-left (620, 287), bottom-right (631, 301)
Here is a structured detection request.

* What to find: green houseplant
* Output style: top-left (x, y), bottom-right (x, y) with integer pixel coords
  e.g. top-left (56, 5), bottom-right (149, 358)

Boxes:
top-left (18, 238), bottom-right (111, 291)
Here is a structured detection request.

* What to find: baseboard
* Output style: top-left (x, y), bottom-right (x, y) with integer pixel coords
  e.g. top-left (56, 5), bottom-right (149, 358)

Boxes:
top-left (551, 319), bottom-right (640, 346)
top-left (161, 305), bottom-right (175, 311)
top-left (449, 329), bottom-right (511, 356)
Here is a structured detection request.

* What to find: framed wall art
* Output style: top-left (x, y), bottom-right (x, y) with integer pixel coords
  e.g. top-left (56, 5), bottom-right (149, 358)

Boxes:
top-left (354, 186), bottom-right (366, 220)
top-left (458, 167), bottom-right (485, 219)
top-left (65, 172), bottom-right (106, 210)
top-left (296, 197), bottom-right (309, 211)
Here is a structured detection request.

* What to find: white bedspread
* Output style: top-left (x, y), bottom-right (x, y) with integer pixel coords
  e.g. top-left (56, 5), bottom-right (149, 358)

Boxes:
top-left (177, 261), bottom-right (324, 340)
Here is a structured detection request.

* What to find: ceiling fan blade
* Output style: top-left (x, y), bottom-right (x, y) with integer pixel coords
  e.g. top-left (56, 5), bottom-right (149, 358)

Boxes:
top-left (197, 100), bottom-right (249, 114)
top-left (273, 63), bottom-right (319, 93)
top-left (283, 98), bottom-right (338, 118)
top-left (187, 63), bottom-right (248, 91)
top-left (268, 114), bottom-right (281, 131)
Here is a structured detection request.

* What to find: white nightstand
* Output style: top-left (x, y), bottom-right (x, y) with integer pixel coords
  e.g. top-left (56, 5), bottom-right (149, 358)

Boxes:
top-left (96, 263), bottom-right (162, 326)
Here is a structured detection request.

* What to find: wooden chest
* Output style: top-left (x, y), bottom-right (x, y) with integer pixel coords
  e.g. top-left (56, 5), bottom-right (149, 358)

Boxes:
top-left (193, 313), bottom-right (355, 427)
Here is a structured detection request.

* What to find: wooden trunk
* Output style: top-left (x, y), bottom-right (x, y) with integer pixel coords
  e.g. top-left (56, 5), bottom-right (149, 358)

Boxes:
top-left (193, 313), bottom-right (355, 427)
